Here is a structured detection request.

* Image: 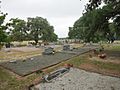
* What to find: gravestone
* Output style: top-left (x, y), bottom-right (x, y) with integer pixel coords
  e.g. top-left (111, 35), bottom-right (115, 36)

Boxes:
top-left (5, 43), bottom-right (11, 48)
top-left (63, 45), bottom-right (70, 51)
top-left (42, 47), bottom-right (55, 55)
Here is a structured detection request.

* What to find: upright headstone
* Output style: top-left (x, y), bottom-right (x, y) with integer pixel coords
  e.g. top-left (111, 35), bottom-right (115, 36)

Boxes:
top-left (63, 45), bottom-right (70, 51)
top-left (43, 47), bottom-right (54, 55)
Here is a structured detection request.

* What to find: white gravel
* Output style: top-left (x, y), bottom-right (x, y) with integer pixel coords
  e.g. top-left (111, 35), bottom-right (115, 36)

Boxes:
top-left (35, 68), bottom-right (120, 90)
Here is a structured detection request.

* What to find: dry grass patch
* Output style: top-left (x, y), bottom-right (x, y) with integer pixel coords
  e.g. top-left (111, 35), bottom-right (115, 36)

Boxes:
top-left (0, 49), bottom-right (43, 62)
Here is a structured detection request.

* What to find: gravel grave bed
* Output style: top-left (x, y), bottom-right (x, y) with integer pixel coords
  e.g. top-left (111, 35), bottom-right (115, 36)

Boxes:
top-left (34, 68), bottom-right (120, 90)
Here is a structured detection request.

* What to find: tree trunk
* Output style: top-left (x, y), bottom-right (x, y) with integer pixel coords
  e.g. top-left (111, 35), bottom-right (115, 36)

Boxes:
top-left (35, 39), bottom-right (38, 45)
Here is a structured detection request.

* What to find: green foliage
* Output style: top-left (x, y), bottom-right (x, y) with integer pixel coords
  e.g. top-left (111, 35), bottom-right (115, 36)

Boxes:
top-left (41, 26), bottom-right (58, 42)
top-left (7, 18), bottom-right (28, 42)
top-left (83, 0), bottom-right (120, 41)
top-left (69, 8), bottom-right (106, 42)
top-left (85, 0), bottom-right (120, 11)
top-left (0, 27), bottom-right (7, 43)
top-left (27, 17), bottom-right (57, 44)
top-left (69, 1), bottom-right (120, 42)
top-left (0, 13), bottom-right (7, 44)
top-left (6, 17), bottom-right (58, 43)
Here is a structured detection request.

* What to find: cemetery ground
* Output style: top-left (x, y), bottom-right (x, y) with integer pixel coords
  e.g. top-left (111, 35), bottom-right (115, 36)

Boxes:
top-left (0, 44), bottom-right (82, 62)
top-left (0, 43), bottom-right (120, 90)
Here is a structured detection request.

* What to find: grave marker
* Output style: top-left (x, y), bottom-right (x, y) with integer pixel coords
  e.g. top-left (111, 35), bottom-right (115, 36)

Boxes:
top-left (63, 45), bottom-right (70, 51)
top-left (42, 47), bottom-right (55, 55)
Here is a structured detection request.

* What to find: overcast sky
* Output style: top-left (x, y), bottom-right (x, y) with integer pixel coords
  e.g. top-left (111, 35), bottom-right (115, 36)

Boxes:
top-left (1, 0), bottom-right (88, 38)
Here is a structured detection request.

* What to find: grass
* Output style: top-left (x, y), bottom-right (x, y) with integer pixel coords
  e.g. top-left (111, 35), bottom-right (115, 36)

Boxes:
top-left (108, 45), bottom-right (120, 51)
top-left (0, 67), bottom-right (42, 90)
top-left (0, 50), bottom-right (43, 62)
top-left (101, 43), bottom-right (120, 51)
top-left (61, 55), bottom-right (120, 79)
top-left (66, 55), bottom-right (120, 70)
top-left (93, 61), bottom-right (120, 71)
top-left (65, 56), bottom-right (88, 66)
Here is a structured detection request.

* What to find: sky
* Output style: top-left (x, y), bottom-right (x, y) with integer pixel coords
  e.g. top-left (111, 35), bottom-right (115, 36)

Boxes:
top-left (1, 0), bottom-right (88, 38)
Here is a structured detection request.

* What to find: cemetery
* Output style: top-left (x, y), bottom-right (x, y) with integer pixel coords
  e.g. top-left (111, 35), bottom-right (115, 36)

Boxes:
top-left (0, 43), bottom-right (120, 90)
top-left (0, 0), bottom-right (120, 90)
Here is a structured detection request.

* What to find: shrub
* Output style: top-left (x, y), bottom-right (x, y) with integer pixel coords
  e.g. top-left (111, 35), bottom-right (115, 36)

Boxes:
top-left (0, 44), bottom-right (4, 50)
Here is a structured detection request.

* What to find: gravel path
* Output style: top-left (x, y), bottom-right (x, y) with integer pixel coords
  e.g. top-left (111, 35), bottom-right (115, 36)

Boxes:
top-left (35, 68), bottom-right (120, 90)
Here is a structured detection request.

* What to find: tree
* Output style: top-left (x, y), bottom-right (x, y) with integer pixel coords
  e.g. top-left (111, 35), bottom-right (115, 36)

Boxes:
top-left (85, 0), bottom-right (120, 12)
top-left (68, 18), bottom-right (89, 42)
top-left (108, 22), bottom-right (120, 41)
top-left (69, 9), bottom-right (104, 42)
top-left (68, 27), bottom-right (75, 39)
top-left (27, 16), bottom-right (57, 44)
top-left (41, 26), bottom-right (58, 42)
top-left (83, 0), bottom-right (120, 41)
top-left (0, 13), bottom-right (7, 44)
top-left (68, 6), bottom-right (115, 42)
top-left (69, 0), bottom-right (120, 43)
top-left (7, 18), bottom-right (28, 42)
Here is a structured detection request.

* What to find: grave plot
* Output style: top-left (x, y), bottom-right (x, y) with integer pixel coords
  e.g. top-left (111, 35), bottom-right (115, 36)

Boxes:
top-left (0, 46), bottom-right (99, 76)
top-left (33, 68), bottom-right (120, 90)
top-left (61, 45), bottom-right (99, 55)
top-left (0, 52), bottom-right (76, 76)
